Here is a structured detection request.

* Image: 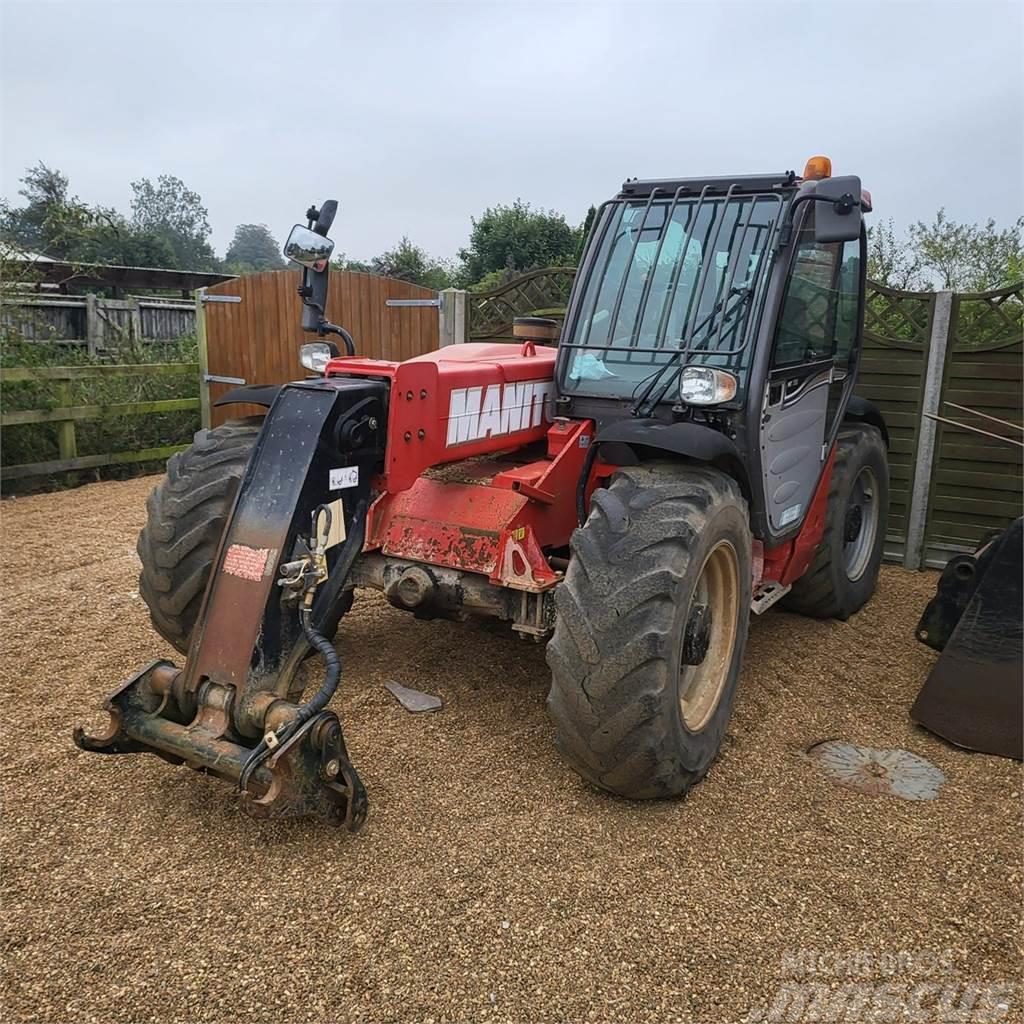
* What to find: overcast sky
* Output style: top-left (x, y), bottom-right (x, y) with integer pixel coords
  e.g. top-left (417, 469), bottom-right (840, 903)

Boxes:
top-left (2, 0), bottom-right (1021, 263)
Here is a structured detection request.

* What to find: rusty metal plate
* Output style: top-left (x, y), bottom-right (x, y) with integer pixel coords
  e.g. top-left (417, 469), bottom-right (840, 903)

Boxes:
top-left (384, 680), bottom-right (442, 713)
top-left (808, 741), bottom-right (947, 800)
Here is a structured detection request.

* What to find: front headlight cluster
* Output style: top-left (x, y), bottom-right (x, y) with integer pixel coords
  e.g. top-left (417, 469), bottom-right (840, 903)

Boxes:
top-left (678, 366), bottom-right (738, 406)
top-left (299, 342), bottom-right (334, 374)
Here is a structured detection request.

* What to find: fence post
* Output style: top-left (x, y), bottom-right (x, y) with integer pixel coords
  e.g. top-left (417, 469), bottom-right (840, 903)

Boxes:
top-left (129, 297), bottom-right (143, 350)
top-left (438, 289), bottom-right (467, 346)
top-left (85, 293), bottom-right (101, 355)
top-left (54, 379), bottom-right (77, 462)
top-left (904, 290), bottom-right (954, 570)
top-left (195, 288), bottom-right (211, 429)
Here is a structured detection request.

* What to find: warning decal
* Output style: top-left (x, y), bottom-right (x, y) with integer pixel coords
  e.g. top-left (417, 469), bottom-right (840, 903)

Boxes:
top-left (222, 544), bottom-right (272, 581)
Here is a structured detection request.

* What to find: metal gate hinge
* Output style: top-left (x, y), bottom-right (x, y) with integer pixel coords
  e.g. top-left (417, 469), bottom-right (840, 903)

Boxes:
top-left (201, 294), bottom-right (242, 304)
top-left (204, 374), bottom-right (246, 385)
top-left (385, 298), bottom-right (441, 308)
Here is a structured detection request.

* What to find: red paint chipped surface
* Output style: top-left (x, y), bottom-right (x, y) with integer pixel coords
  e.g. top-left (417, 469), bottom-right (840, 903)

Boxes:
top-left (222, 544), bottom-right (271, 581)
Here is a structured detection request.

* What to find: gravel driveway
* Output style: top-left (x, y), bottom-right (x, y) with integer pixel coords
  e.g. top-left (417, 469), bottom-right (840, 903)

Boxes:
top-left (2, 476), bottom-right (1020, 1023)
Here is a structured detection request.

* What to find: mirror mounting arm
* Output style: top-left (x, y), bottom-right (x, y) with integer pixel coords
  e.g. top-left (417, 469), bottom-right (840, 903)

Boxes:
top-left (315, 319), bottom-right (356, 356)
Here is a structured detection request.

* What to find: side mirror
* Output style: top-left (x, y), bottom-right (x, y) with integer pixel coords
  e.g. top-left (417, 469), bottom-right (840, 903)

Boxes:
top-left (283, 225), bottom-right (335, 271)
top-left (812, 175), bottom-right (863, 243)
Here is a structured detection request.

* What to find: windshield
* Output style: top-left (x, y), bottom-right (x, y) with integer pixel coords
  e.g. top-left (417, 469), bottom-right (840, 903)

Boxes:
top-left (560, 193), bottom-right (784, 400)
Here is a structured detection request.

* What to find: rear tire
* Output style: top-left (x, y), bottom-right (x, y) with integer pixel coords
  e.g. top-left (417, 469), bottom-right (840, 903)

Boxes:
top-left (138, 419), bottom-right (262, 652)
top-left (783, 425), bottom-right (889, 620)
top-left (546, 464), bottom-right (752, 799)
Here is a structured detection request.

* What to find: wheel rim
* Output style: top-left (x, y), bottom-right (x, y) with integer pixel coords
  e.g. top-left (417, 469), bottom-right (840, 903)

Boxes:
top-left (679, 540), bottom-right (740, 732)
top-left (843, 466), bottom-right (879, 582)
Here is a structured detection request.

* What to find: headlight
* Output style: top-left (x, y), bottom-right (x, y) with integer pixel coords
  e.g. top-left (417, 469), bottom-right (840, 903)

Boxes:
top-left (679, 366), bottom-right (738, 406)
top-left (299, 342), bottom-right (333, 374)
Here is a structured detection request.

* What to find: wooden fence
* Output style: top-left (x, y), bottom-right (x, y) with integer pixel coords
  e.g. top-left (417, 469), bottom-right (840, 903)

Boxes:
top-left (1, 293), bottom-right (197, 352)
top-left (0, 363), bottom-right (198, 482)
top-left (200, 270), bottom-right (440, 426)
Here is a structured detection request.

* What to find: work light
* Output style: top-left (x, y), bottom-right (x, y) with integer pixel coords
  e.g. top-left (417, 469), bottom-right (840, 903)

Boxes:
top-left (679, 366), bottom-right (738, 405)
top-left (300, 342), bottom-right (334, 374)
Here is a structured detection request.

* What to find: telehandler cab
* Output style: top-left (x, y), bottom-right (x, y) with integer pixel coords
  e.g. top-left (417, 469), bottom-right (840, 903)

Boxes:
top-left (75, 157), bottom-right (889, 828)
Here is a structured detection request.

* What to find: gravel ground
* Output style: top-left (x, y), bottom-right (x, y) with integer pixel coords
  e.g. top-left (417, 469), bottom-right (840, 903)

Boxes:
top-left (2, 476), bottom-right (1021, 1024)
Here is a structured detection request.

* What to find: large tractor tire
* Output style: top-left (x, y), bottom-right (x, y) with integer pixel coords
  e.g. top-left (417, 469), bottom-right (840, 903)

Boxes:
top-left (783, 425), bottom-right (889, 620)
top-left (546, 464), bottom-right (752, 800)
top-left (138, 419), bottom-right (262, 653)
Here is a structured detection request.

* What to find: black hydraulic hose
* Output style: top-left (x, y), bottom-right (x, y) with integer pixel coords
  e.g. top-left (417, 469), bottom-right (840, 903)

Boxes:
top-left (238, 501), bottom-right (367, 795)
top-left (295, 606), bottom-right (341, 720)
top-left (238, 608), bottom-right (341, 795)
top-left (235, 606), bottom-right (339, 790)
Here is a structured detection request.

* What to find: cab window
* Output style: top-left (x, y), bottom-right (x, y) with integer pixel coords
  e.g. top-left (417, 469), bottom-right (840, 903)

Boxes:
top-left (772, 230), bottom-right (862, 369)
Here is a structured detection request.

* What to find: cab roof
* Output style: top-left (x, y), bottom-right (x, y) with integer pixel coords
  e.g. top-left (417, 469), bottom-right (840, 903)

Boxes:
top-left (618, 172), bottom-right (799, 199)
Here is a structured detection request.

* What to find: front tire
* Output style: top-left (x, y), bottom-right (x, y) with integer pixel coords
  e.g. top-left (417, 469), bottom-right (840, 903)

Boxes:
top-left (546, 464), bottom-right (752, 799)
top-left (138, 419), bottom-right (263, 652)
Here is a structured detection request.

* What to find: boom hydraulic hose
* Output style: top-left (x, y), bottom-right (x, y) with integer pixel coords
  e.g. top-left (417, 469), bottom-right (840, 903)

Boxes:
top-left (239, 500), bottom-right (368, 795)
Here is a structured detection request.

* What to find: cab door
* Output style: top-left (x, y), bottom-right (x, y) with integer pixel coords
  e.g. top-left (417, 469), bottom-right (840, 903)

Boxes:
top-left (759, 229), bottom-right (863, 534)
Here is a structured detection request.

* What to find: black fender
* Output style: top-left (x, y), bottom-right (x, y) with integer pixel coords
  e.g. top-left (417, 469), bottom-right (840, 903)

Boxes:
top-left (594, 419), bottom-right (751, 502)
top-left (213, 384), bottom-right (282, 409)
top-left (844, 395), bottom-right (889, 448)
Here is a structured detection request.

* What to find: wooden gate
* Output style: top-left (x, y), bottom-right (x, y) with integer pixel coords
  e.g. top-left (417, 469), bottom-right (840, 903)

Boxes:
top-left (199, 270), bottom-right (439, 426)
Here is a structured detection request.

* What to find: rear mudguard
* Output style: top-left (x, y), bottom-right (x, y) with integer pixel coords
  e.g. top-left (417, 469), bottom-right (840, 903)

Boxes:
top-left (844, 395), bottom-right (889, 448)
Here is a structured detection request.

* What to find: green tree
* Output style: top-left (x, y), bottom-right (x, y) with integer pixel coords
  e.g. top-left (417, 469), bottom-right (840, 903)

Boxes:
top-left (224, 223), bottom-right (284, 273)
top-left (371, 237), bottom-right (452, 289)
top-left (457, 199), bottom-right (581, 286)
top-left (866, 218), bottom-right (925, 290)
top-left (71, 208), bottom-right (177, 268)
top-left (331, 253), bottom-right (373, 273)
top-left (868, 211), bottom-right (1023, 292)
top-left (908, 210), bottom-right (1023, 291)
top-left (130, 174), bottom-right (217, 270)
top-left (575, 204), bottom-right (597, 262)
top-left (1, 163), bottom-right (174, 268)
top-left (0, 162), bottom-right (93, 259)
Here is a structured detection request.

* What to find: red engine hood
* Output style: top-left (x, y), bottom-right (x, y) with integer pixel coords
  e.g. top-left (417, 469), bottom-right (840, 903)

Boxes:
top-left (325, 342), bottom-right (558, 493)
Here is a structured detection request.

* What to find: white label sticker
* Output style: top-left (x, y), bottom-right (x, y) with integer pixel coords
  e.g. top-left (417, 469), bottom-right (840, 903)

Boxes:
top-left (329, 466), bottom-right (359, 490)
top-left (779, 503), bottom-right (802, 526)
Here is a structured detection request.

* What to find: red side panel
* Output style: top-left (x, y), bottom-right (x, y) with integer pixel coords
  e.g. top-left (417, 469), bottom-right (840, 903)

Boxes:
top-left (326, 343), bottom-right (558, 493)
top-left (366, 418), bottom-right (604, 590)
top-left (762, 446), bottom-right (836, 586)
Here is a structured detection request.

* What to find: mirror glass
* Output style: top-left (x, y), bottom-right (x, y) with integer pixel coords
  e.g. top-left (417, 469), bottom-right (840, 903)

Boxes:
top-left (284, 225), bottom-right (335, 271)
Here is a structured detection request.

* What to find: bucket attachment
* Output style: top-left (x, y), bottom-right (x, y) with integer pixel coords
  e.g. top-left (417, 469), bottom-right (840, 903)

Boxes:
top-left (73, 377), bottom-right (387, 827)
top-left (912, 517), bottom-right (1023, 760)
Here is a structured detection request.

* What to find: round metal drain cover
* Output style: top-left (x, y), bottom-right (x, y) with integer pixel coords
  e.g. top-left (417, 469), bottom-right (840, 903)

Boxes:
top-left (808, 741), bottom-right (946, 800)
